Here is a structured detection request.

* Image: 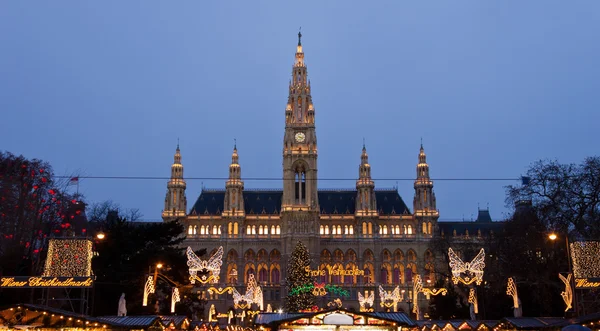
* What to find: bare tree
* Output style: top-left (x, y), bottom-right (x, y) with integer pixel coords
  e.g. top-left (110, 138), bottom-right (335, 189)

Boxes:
top-left (505, 157), bottom-right (600, 240)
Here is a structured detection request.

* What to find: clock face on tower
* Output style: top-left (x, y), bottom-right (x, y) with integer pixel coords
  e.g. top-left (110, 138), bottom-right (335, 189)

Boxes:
top-left (294, 132), bottom-right (306, 143)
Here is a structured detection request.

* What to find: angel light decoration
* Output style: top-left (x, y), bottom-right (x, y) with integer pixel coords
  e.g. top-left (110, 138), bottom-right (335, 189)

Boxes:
top-left (379, 285), bottom-right (403, 312)
top-left (448, 248), bottom-right (486, 285)
top-left (186, 246), bottom-right (224, 284)
top-left (232, 274), bottom-right (263, 310)
top-left (358, 291), bottom-right (374, 312)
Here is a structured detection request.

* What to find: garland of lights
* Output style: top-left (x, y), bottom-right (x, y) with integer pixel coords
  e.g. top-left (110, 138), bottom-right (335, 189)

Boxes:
top-left (289, 282), bottom-right (349, 297)
top-left (327, 298), bottom-right (343, 308)
top-left (559, 273), bottom-right (573, 312)
top-left (570, 241), bottom-right (600, 278)
top-left (143, 276), bottom-right (155, 307)
top-left (207, 286), bottom-right (234, 295)
top-left (506, 278), bottom-right (519, 309)
top-left (187, 246), bottom-right (223, 284)
top-left (42, 239), bottom-right (93, 277)
top-left (171, 288), bottom-right (180, 313)
top-left (448, 248), bottom-right (485, 286)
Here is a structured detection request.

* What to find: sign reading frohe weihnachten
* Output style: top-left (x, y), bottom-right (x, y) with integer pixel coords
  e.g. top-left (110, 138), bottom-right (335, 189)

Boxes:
top-left (0, 276), bottom-right (94, 288)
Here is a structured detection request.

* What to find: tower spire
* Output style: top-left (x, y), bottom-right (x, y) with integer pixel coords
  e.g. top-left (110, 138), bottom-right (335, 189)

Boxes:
top-left (413, 143), bottom-right (439, 236)
top-left (224, 144), bottom-right (244, 217)
top-left (282, 32), bottom-right (318, 212)
top-left (356, 144), bottom-right (377, 217)
top-left (298, 27), bottom-right (302, 46)
top-left (162, 145), bottom-right (187, 222)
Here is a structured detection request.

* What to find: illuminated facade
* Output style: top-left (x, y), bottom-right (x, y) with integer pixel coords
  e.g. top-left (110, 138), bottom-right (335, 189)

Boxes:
top-left (162, 33), bottom-right (444, 313)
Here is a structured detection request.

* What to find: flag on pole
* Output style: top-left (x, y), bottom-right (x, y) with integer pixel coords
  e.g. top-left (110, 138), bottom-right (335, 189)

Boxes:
top-left (69, 177), bottom-right (79, 185)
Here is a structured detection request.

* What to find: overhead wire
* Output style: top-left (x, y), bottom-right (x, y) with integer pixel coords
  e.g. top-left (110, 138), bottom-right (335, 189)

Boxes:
top-left (53, 175), bottom-right (520, 182)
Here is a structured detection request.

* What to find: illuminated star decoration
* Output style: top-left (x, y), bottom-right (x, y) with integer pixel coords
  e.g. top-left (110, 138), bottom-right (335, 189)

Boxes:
top-left (143, 276), bottom-right (155, 307)
top-left (232, 274), bottom-right (263, 310)
top-left (171, 287), bottom-right (180, 313)
top-left (358, 291), bottom-right (374, 311)
top-left (468, 288), bottom-right (478, 314)
top-left (559, 273), bottom-right (573, 312)
top-left (378, 285), bottom-right (403, 311)
top-left (506, 277), bottom-right (519, 309)
top-left (186, 246), bottom-right (223, 284)
top-left (448, 248), bottom-right (486, 285)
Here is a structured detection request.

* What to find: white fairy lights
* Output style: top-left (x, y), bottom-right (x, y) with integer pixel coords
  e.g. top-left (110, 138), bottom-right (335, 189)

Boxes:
top-left (42, 239), bottom-right (93, 277)
top-left (186, 246), bottom-right (224, 284)
top-left (570, 241), bottom-right (600, 279)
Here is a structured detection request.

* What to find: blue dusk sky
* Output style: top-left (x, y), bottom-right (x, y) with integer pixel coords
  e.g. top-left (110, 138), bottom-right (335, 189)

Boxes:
top-left (1, 1), bottom-right (599, 222)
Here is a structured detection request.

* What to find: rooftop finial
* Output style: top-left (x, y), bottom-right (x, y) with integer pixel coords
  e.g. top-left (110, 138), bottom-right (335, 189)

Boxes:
top-left (298, 27), bottom-right (302, 46)
top-left (420, 137), bottom-right (423, 149)
top-left (362, 137), bottom-right (366, 149)
top-left (177, 138), bottom-right (180, 150)
top-left (234, 138), bottom-right (237, 150)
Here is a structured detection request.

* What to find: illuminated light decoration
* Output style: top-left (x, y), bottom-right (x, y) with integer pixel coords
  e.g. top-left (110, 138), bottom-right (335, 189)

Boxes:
top-left (559, 273), bottom-right (573, 312)
top-left (171, 288), bottom-right (180, 313)
top-left (232, 274), bottom-right (263, 310)
top-left (413, 275), bottom-right (422, 318)
top-left (358, 291), bottom-right (374, 311)
top-left (209, 305), bottom-right (217, 322)
top-left (448, 248), bottom-right (485, 285)
top-left (312, 282), bottom-right (327, 296)
top-left (413, 274), bottom-right (447, 299)
top-left (186, 246), bottom-right (223, 284)
top-left (468, 288), bottom-right (478, 314)
top-left (266, 304), bottom-right (272, 312)
top-left (143, 276), bottom-right (155, 307)
top-left (246, 310), bottom-right (260, 318)
top-left (289, 283), bottom-right (349, 297)
top-left (42, 239), bottom-right (93, 277)
top-left (327, 298), bottom-right (343, 308)
top-left (0, 276), bottom-right (93, 288)
top-left (506, 278), bottom-right (519, 308)
top-left (570, 241), bottom-right (600, 288)
top-left (207, 286), bottom-right (234, 295)
top-left (378, 285), bottom-right (403, 312)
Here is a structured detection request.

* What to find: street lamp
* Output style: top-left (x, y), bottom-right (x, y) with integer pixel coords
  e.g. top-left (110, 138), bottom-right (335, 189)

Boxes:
top-left (548, 232), bottom-right (577, 317)
top-left (153, 263), bottom-right (163, 285)
top-left (96, 232), bottom-right (105, 240)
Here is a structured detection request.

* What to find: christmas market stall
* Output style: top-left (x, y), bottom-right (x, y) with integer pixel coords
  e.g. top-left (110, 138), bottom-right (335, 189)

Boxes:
top-left (254, 309), bottom-right (415, 331)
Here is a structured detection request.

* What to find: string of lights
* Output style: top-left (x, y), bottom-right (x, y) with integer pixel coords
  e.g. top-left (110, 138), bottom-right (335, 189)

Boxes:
top-left (53, 175), bottom-right (520, 182)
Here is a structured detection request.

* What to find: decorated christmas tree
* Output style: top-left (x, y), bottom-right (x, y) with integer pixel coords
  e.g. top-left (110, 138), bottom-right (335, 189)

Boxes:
top-left (284, 241), bottom-right (316, 312)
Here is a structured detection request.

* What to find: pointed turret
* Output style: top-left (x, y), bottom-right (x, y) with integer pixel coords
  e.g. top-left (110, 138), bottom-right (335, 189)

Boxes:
top-left (355, 142), bottom-right (378, 217)
top-left (413, 142), bottom-right (439, 235)
top-left (162, 144), bottom-right (187, 222)
top-left (223, 142), bottom-right (244, 217)
top-left (282, 31), bottom-right (319, 211)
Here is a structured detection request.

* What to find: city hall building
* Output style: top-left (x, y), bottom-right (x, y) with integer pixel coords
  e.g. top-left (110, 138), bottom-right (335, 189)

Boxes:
top-left (160, 33), bottom-right (499, 314)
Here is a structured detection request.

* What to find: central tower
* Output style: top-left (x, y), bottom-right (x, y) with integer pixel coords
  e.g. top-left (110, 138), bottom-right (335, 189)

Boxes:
top-left (281, 32), bottom-right (320, 265)
top-left (282, 31), bottom-right (318, 211)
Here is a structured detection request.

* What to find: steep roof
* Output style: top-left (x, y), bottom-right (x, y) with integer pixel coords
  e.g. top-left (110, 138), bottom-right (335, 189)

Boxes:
top-left (189, 189), bottom-right (410, 216)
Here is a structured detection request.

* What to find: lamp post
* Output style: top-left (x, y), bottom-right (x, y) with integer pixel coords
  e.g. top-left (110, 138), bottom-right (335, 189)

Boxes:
top-left (153, 263), bottom-right (163, 285)
top-left (549, 232), bottom-right (578, 317)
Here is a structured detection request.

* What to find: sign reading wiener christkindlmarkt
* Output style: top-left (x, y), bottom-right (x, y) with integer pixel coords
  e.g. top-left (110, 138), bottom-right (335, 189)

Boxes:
top-left (0, 276), bottom-right (94, 288)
